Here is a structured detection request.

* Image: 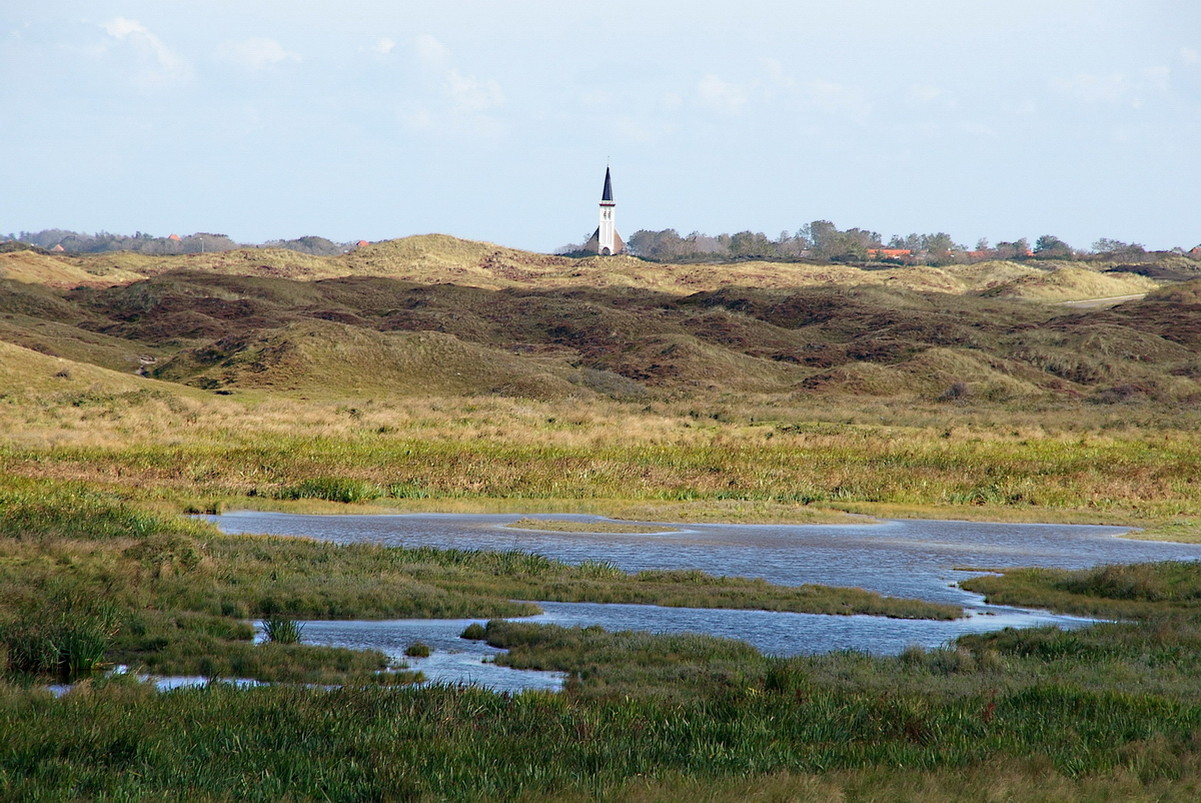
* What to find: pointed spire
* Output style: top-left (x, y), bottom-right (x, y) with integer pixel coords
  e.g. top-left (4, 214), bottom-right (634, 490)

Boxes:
top-left (601, 167), bottom-right (614, 203)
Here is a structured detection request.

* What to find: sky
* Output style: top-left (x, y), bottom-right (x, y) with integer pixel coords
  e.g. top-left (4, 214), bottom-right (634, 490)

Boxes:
top-left (2, 1), bottom-right (1200, 252)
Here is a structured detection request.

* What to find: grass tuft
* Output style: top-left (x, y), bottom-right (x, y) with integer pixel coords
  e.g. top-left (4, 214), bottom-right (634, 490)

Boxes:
top-left (404, 641), bottom-right (431, 658)
top-left (460, 623), bottom-right (487, 640)
top-left (261, 616), bottom-right (304, 645)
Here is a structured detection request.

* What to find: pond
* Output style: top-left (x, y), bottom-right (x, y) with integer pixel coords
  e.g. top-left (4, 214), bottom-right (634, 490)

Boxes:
top-left (211, 512), bottom-right (1201, 691)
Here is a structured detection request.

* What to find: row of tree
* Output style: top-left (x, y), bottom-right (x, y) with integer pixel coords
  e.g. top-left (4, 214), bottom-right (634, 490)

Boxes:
top-left (622, 222), bottom-right (1167, 265)
top-left (2, 230), bottom-right (353, 257)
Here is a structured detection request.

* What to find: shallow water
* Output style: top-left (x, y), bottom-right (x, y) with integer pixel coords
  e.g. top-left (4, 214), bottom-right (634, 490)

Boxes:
top-left (210, 512), bottom-right (1201, 690)
top-left (289, 618), bottom-right (566, 693)
top-left (46, 666), bottom-right (267, 697)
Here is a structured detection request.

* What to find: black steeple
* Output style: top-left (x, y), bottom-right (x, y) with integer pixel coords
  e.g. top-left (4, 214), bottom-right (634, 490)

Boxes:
top-left (601, 167), bottom-right (614, 202)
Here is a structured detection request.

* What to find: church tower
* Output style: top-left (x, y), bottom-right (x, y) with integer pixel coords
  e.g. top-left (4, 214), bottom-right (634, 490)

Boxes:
top-left (586, 166), bottom-right (624, 255)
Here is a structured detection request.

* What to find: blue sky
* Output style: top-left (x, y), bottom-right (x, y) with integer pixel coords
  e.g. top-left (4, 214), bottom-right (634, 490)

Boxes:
top-left (3, 1), bottom-right (1199, 252)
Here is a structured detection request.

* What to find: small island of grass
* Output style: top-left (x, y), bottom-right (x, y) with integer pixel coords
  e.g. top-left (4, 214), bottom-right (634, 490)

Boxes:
top-left (505, 517), bottom-right (679, 535)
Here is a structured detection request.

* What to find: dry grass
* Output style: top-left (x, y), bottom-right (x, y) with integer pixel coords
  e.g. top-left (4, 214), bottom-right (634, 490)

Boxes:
top-left (0, 251), bottom-right (144, 286)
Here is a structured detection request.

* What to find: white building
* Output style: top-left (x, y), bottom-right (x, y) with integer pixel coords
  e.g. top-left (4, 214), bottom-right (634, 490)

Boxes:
top-left (584, 167), bottom-right (624, 256)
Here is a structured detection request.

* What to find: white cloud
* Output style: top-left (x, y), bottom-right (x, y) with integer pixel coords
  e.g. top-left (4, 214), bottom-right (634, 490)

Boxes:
top-left (611, 115), bottom-right (668, 143)
top-left (408, 34), bottom-right (505, 136)
top-left (446, 69), bottom-right (504, 112)
top-left (217, 37), bottom-right (300, 71)
top-left (374, 38), bottom-right (396, 55)
top-left (1056, 72), bottom-right (1133, 103)
top-left (401, 107), bottom-right (434, 131)
top-left (762, 59), bottom-right (795, 90)
top-left (579, 89), bottom-right (614, 107)
top-left (1143, 65), bottom-right (1170, 94)
top-left (415, 34), bottom-right (449, 70)
top-left (100, 17), bottom-right (190, 87)
top-left (958, 121), bottom-right (997, 138)
top-left (806, 80), bottom-right (871, 120)
top-left (1055, 67), bottom-right (1171, 108)
top-left (907, 84), bottom-right (947, 105)
top-left (697, 74), bottom-right (748, 114)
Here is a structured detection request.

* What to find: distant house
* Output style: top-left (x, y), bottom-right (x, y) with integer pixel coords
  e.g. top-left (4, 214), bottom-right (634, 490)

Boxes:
top-left (168, 233), bottom-right (182, 242)
top-left (1190, 246), bottom-right (1201, 258)
top-left (356, 240), bottom-right (370, 248)
top-left (50, 244), bottom-right (65, 253)
top-left (868, 248), bottom-right (912, 260)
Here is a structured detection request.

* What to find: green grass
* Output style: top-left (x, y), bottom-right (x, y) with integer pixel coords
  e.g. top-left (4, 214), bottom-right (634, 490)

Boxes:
top-left (1, 452), bottom-right (1201, 798)
top-left (7, 612), bottom-right (1201, 799)
top-left (8, 419), bottom-right (1201, 526)
top-left (274, 476), bottom-right (382, 504)
top-left (404, 641), bottom-right (430, 658)
top-left (962, 560), bottom-right (1201, 620)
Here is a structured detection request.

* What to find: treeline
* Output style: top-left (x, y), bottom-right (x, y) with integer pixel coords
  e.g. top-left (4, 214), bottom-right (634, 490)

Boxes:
top-left (625, 221), bottom-right (1180, 265)
top-left (2, 230), bottom-right (353, 257)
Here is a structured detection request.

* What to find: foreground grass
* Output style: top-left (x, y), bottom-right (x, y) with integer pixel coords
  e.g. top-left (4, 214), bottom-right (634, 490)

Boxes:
top-left (4, 467), bottom-right (1201, 797)
top-left (7, 604), bottom-right (1201, 800)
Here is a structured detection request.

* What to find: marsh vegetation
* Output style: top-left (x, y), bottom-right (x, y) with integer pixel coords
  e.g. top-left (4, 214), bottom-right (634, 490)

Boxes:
top-left (7, 573), bottom-right (1201, 799)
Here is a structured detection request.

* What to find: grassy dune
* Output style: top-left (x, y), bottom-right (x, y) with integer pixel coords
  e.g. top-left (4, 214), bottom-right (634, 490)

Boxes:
top-left (4, 238), bottom-right (1201, 413)
top-left (4, 234), bottom-right (1178, 299)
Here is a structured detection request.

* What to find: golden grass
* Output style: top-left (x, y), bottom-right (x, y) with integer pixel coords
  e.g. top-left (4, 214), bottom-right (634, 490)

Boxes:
top-left (980, 263), bottom-right (1159, 302)
top-left (0, 340), bottom-right (193, 398)
top-left (156, 319), bottom-right (584, 400)
top-left (0, 251), bottom-right (144, 286)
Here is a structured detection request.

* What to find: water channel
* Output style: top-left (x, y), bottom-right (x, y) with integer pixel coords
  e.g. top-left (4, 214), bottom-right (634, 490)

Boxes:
top-left (210, 512), bottom-right (1201, 692)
